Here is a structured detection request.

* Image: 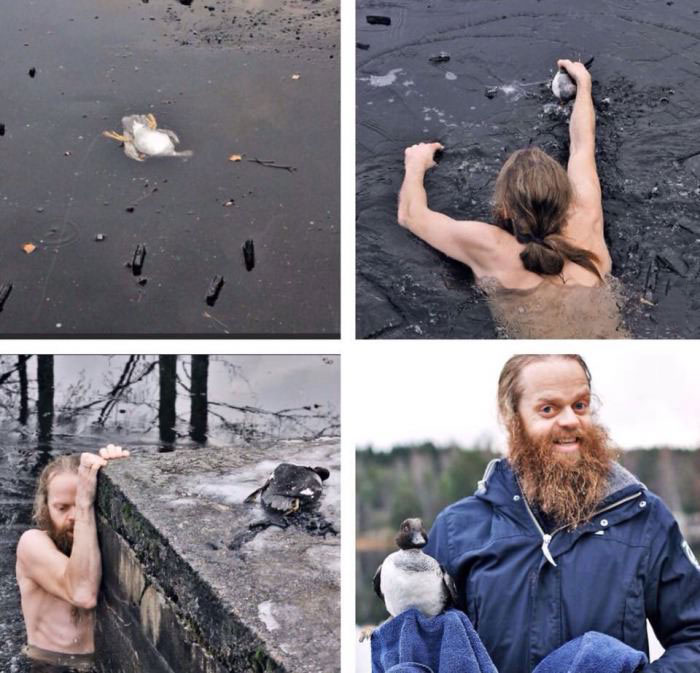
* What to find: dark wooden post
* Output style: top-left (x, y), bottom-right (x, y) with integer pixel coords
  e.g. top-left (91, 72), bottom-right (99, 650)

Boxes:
top-left (37, 355), bottom-right (54, 443)
top-left (158, 355), bottom-right (177, 446)
top-left (189, 355), bottom-right (209, 443)
top-left (18, 355), bottom-right (30, 425)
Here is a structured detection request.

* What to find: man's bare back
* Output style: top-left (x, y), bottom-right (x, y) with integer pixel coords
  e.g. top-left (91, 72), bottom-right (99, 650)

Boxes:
top-left (15, 446), bottom-right (129, 660)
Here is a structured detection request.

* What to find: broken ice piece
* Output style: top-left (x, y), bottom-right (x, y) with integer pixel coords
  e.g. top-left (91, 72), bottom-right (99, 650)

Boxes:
top-left (657, 248), bottom-right (688, 277)
top-left (205, 275), bottom-right (224, 306)
top-left (243, 239), bottom-right (255, 271)
top-left (429, 52), bottom-right (450, 64)
top-left (366, 15), bottom-right (391, 25)
top-left (0, 283), bottom-right (12, 311)
top-left (95, 234), bottom-right (106, 241)
top-left (485, 87), bottom-right (498, 99)
top-left (131, 244), bottom-right (146, 275)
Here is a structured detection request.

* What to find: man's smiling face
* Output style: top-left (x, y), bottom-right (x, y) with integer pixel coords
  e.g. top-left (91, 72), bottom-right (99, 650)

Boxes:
top-left (515, 358), bottom-right (593, 461)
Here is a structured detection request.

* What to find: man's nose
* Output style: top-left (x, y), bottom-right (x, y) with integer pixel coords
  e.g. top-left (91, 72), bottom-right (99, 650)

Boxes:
top-left (556, 406), bottom-right (580, 428)
top-left (67, 507), bottom-right (76, 522)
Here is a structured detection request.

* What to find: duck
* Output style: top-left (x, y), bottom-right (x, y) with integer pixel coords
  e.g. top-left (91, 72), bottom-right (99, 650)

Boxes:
top-left (373, 518), bottom-right (457, 618)
top-left (244, 463), bottom-right (330, 514)
top-left (102, 113), bottom-right (193, 162)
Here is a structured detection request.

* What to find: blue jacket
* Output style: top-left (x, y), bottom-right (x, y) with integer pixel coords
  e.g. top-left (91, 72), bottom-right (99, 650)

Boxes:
top-left (424, 459), bottom-right (700, 673)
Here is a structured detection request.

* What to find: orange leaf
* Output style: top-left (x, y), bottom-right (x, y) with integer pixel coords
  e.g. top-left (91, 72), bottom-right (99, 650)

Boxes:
top-left (22, 243), bottom-right (36, 254)
top-left (228, 154), bottom-right (243, 162)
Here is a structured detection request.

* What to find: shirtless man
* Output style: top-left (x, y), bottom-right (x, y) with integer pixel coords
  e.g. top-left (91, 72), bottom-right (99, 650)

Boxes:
top-left (16, 445), bottom-right (129, 671)
top-left (397, 60), bottom-right (621, 337)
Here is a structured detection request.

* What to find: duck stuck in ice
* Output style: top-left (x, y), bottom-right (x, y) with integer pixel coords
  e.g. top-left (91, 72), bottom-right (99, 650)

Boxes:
top-left (102, 113), bottom-right (193, 162)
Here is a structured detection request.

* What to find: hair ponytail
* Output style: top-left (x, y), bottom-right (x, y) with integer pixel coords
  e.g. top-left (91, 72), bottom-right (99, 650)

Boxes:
top-left (493, 148), bottom-right (603, 280)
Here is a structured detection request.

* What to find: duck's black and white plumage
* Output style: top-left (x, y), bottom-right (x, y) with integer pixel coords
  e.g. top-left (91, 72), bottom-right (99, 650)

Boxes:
top-left (244, 463), bottom-right (330, 513)
top-left (374, 518), bottom-right (457, 618)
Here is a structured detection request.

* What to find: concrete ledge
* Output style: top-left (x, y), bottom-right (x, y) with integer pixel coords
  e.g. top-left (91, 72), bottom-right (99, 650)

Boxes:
top-left (95, 441), bottom-right (340, 673)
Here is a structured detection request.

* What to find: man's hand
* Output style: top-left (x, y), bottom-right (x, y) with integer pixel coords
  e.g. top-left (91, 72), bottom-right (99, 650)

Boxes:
top-left (404, 142), bottom-right (444, 173)
top-left (557, 59), bottom-right (591, 92)
top-left (77, 445), bottom-right (130, 508)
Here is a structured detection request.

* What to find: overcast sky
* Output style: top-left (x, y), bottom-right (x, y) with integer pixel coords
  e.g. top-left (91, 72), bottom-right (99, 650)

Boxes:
top-left (353, 342), bottom-right (700, 452)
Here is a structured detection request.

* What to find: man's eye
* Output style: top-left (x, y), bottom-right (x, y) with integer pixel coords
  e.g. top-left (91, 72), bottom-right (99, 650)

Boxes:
top-left (540, 405), bottom-right (553, 414)
top-left (574, 401), bottom-right (588, 411)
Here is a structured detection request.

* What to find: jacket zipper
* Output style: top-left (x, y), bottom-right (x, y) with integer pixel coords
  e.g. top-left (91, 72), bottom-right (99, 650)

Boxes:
top-left (519, 490), bottom-right (643, 567)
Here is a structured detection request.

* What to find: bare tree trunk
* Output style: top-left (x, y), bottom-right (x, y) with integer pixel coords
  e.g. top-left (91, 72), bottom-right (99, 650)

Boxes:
top-left (159, 355), bottom-right (177, 446)
top-left (189, 355), bottom-right (209, 443)
top-left (37, 355), bottom-right (54, 444)
top-left (18, 355), bottom-right (29, 425)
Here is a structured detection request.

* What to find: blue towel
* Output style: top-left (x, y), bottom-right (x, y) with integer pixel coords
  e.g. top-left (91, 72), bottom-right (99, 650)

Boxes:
top-left (371, 608), bottom-right (498, 673)
top-left (533, 631), bottom-right (648, 673)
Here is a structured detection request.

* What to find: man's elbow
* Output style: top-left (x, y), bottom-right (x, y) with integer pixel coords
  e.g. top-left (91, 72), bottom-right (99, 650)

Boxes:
top-left (71, 589), bottom-right (98, 610)
top-left (397, 205), bottom-right (425, 233)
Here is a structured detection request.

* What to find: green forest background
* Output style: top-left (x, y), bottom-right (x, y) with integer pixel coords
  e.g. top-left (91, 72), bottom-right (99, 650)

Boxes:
top-left (356, 443), bottom-right (700, 625)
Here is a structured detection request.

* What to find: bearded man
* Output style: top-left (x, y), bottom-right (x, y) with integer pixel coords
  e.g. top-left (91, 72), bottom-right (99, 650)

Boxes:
top-left (15, 445), bottom-right (129, 672)
top-left (424, 354), bottom-right (700, 673)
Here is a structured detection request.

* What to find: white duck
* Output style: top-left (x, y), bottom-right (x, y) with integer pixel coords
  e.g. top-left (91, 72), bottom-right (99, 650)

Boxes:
top-left (103, 113), bottom-right (192, 162)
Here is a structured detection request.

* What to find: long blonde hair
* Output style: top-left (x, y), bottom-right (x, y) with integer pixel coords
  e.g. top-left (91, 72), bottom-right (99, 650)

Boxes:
top-left (492, 148), bottom-right (602, 279)
top-left (32, 454), bottom-right (80, 531)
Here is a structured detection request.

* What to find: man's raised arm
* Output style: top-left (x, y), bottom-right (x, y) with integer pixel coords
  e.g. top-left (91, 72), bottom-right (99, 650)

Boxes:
top-left (397, 142), bottom-right (500, 277)
top-left (560, 59), bottom-right (603, 225)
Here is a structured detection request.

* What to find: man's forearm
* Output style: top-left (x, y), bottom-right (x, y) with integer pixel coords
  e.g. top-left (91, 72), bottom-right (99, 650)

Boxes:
top-left (65, 502), bottom-right (101, 609)
top-left (569, 85), bottom-right (596, 155)
top-left (398, 167), bottom-right (429, 231)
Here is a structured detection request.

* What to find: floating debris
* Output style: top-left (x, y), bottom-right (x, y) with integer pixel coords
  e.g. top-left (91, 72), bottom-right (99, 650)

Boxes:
top-left (22, 243), bottom-right (36, 254)
top-left (367, 15), bottom-right (391, 26)
top-left (95, 233), bottom-right (106, 242)
top-left (103, 113), bottom-right (192, 162)
top-left (678, 219), bottom-right (700, 236)
top-left (177, 0), bottom-right (193, 5)
top-left (28, 67), bottom-right (36, 78)
top-left (0, 283), bottom-right (12, 311)
top-left (243, 239), bottom-right (255, 271)
top-left (228, 153), bottom-right (243, 162)
top-left (485, 86), bottom-right (498, 99)
top-left (0, 123), bottom-right (5, 136)
top-left (125, 206), bottom-right (135, 213)
top-left (356, 42), bottom-right (370, 50)
top-left (205, 275), bottom-right (224, 306)
top-left (291, 73), bottom-right (301, 80)
top-left (64, 151), bottom-right (72, 156)
top-left (247, 157), bottom-right (296, 172)
top-left (429, 52), bottom-right (450, 64)
top-left (131, 244), bottom-right (146, 276)
top-left (136, 277), bottom-right (148, 287)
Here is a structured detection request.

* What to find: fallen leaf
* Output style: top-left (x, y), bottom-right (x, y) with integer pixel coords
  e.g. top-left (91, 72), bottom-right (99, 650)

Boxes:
top-left (291, 73), bottom-right (301, 80)
top-left (228, 154), bottom-right (243, 162)
top-left (22, 243), bottom-right (36, 254)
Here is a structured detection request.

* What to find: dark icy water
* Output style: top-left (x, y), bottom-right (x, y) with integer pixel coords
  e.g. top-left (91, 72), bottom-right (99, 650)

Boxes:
top-left (356, 0), bottom-right (700, 338)
top-left (0, 355), bottom-right (339, 671)
top-left (0, 0), bottom-right (339, 337)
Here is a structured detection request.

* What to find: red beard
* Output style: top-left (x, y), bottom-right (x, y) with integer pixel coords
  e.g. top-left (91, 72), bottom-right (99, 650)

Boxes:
top-left (508, 417), bottom-right (616, 529)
